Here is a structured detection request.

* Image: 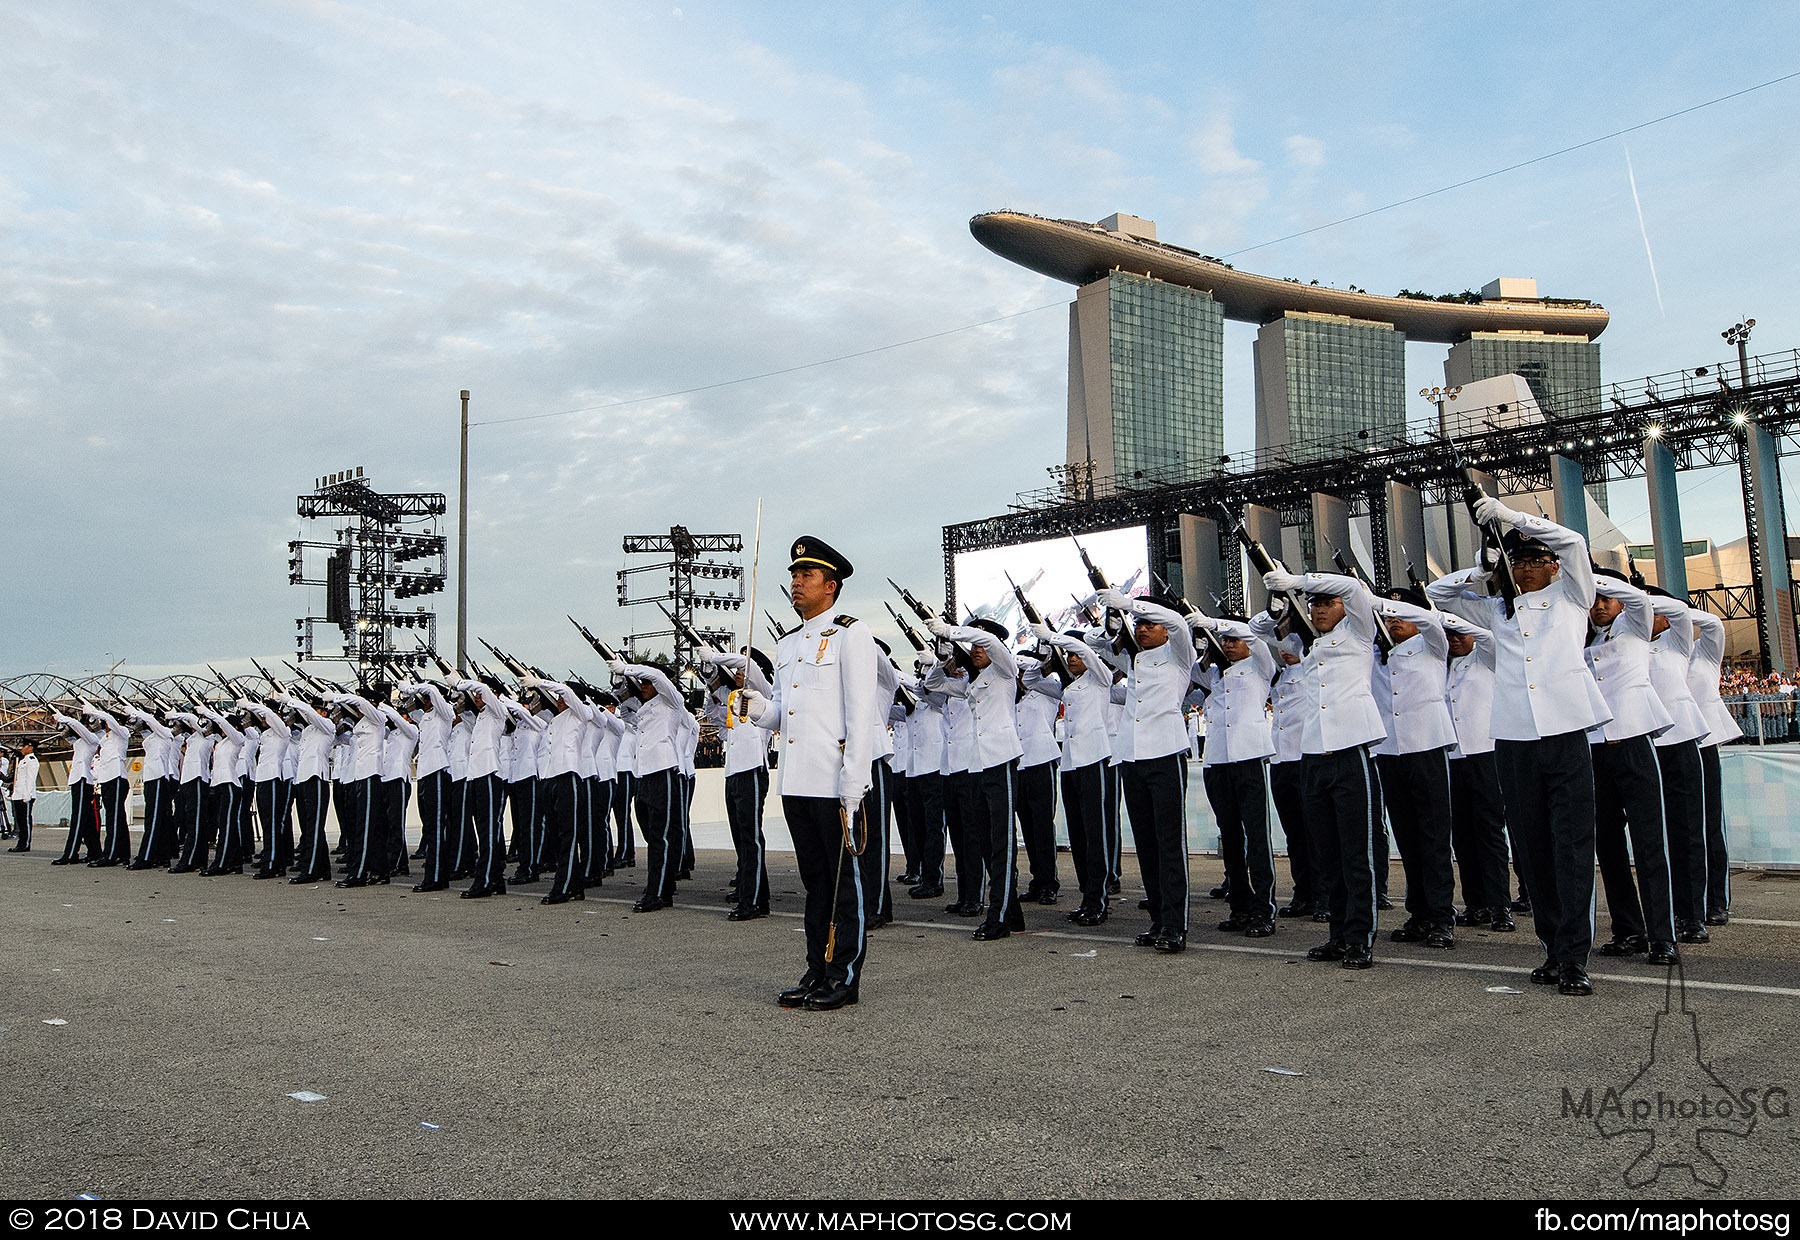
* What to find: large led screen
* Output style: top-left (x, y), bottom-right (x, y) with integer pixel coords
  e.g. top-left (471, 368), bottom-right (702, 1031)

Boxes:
top-left (951, 525), bottom-right (1151, 646)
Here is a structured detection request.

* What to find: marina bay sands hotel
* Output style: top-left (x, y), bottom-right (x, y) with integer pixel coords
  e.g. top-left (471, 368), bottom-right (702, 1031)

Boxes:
top-left (969, 210), bottom-right (1608, 485)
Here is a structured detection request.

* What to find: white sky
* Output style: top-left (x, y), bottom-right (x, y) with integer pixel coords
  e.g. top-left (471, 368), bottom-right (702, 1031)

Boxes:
top-left (5, 2), bottom-right (1798, 681)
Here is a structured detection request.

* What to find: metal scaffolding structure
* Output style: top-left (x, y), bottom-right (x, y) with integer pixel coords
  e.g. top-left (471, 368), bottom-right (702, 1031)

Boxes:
top-left (945, 346), bottom-right (1800, 669)
top-left (617, 526), bottom-right (744, 694)
top-left (289, 468), bottom-right (447, 688)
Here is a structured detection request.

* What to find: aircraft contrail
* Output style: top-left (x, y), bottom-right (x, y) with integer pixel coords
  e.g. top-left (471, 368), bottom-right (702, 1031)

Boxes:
top-left (1624, 143), bottom-right (1664, 316)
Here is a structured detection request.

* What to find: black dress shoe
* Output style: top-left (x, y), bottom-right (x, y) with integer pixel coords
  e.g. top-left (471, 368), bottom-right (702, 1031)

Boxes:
top-left (1454, 907), bottom-right (1493, 927)
top-left (1676, 920), bottom-right (1711, 944)
top-left (868, 911), bottom-right (893, 929)
top-left (1137, 898), bottom-right (1151, 910)
top-left (803, 982), bottom-right (858, 1011)
top-left (677, 868), bottom-right (692, 880)
top-left (1510, 896), bottom-right (1532, 913)
top-left (1599, 935), bottom-right (1646, 956)
top-left (288, 873), bottom-right (324, 885)
top-left (509, 870), bottom-right (539, 885)
top-left (631, 896), bottom-right (670, 912)
top-left (1208, 884), bottom-right (1229, 899)
top-left (907, 884), bottom-right (944, 899)
top-left (50, 857), bottom-right (73, 865)
top-left (167, 863), bottom-right (196, 874)
top-left (1244, 920), bottom-right (1275, 938)
top-left (945, 902), bottom-right (984, 918)
top-left (1704, 910), bottom-right (1730, 926)
top-left (202, 866), bottom-right (242, 876)
top-left (413, 881), bottom-right (449, 893)
top-left (1277, 901), bottom-right (1314, 918)
top-left (252, 870), bottom-right (285, 880)
top-left (1390, 920), bottom-right (1426, 943)
top-left (1072, 908), bottom-right (1107, 927)
top-left (390, 867), bottom-right (411, 878)
top-left (460, 886), bottom-right (495, 899)
top-left (1153, 933), bottom-right (1186, 953)
top-left (410, 847), bottom-right (427, 859)
top-left (777, 974), bottom-right (820, 1008)
top-left (125, 861), bottom-right (154, 871)
top-left (1558, 964), bottom-right (1593, 996)
top-left (1340, 945), bottom-right (1374, 969)
top-left (1217, 914), bottom-right (1249, 932)
top-left (5, 846), bottom-right (26, 853)
top-left (1647, 941), bottom-right (1679, 966)
top-left (368, 874), bottom-right (390, 885)
top-left (541, 890), bottom-right (584, 904)
top-left (1306, 940), bottom-right (1347, 962)
top-left (1529, 960), bottom-right (1560, 985)
top-left (1134, 930), bottom-right (1159, 947)
top-left (1488, 912), bottom-right (1517, 932)
top-left (1376, 895), bottom-right (1394, 910)
top-left (1424, 927), bottom-right (1455, 950)
top-left (1106, 878), bottom-right (1121, 895)
top-left (1312, 907), bottom-right (1332, 923)
top-left (727, 906), bottom-right (768, 921)
top-left (895, 872), bottom-right (920, 886)
top-left (335, 877), bottom-right (368, 888)
top-left (1034, 888), bottom-right (1059, 905)
top-left (971, 923), bottom-right (1011, 941)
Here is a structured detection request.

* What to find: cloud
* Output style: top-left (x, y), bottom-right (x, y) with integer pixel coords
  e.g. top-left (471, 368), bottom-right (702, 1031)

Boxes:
top-left (1285, 135), bottom-right (1326, 168)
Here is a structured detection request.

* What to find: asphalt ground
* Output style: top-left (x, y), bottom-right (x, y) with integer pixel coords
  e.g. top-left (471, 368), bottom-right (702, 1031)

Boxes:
top-left (2, 827), bottom-right (1796, 1202)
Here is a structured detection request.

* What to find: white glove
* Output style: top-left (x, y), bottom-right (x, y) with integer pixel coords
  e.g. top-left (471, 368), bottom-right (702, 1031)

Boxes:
top-left (1263, 568), bottom-right (1306, 593)
top-left (1472, 495), bottom-right (1520, 528)
top-left (1190, 613), bottom-right (1218, 631)
top-left (520, 674), bottom-right (540, 689)
top-left (841, 793), bottom-right (866, 820)
top-left (742, 690), bottom-right (769, 723)
top-left (925, 615), bottom-right (952, 639)
top-left (1031, 620), bottom-right (1054, 642)
top-left (1097, 589), bottom-right (1132, 611)
top-left (608, 659), bottom-right (628, 679)
top-left (695, 645), bottom-right (723, 665)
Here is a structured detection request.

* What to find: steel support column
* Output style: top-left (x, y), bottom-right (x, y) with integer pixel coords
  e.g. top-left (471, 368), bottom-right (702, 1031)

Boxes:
top-left (1548, 453), bottom-right (1589, 541)
top-left (1744, 420), bottom-right (1798, 673)
top-left (1383, 481), bottom-right (1423, 594)
top-left (1178, 514), bottom-right (1225, 612)
top-left (1645, 436), bottom-right (1688, 596)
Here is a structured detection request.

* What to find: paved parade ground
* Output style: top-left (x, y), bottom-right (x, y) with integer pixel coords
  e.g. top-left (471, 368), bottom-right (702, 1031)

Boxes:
top-left (3, 830), bottom-right (1796, 1202)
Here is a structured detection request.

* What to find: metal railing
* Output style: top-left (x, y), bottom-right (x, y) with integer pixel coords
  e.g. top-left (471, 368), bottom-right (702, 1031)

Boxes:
top-left (1723, 692), bottom-right (1800, 744)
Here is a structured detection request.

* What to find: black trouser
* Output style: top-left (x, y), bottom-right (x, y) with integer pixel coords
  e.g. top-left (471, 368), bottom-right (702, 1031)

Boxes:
top-left (136, 777), bottom-right (176, 865)
top-left (1699, 744), bottom-right (1730, 917)
top-left (1269, 761), bottom-right (1313, 904)
top-left (294, 777), bottom-right (332, 879)
top-left (233, 775), bottom-right (254, 863)
top-left (208, 779), bottom-right (245, 870)
top-left (60, 778), bottom-right (99, 862)
top-left (943, 771), bottom-right (983, 907)
top-left (678, 773), bottom-right (695, 875)
top-left (890, 769), bottom-right (916, 877)
top-left (972, 760), bottom-right (1024, 932)
top-left (1448, 753), bottom-right (1512, 915)
top-left (255, 778), bottom-right (295, 875)
top-left (10, 799), bottom-right (32, 849)
top-left (1122, 751), bottom-right (1189, 936)
top-left (1376, 748), bottom-right (1456, 931)
top-left (174, 780), bottom-right (207, 868)
top-left (1656, 739), bottom-right (1707, 927)
top-left (466, 773), bottom-right (507, 891)
top-left (457, 776), bottom-right (480, 876)
top-left (508, 777), bottom-right (540, 874)
top-left (1060, 760), bottom-right (1108, 914)
top-left (1204, 757), bottom-right (1276, 924)
top-left (1103, 762), bottom-right (1122, 886)
top-left (611, 770), bottom-right (636, 862)
top-left (331, 778), bottom-right (356, 857)
top-left (341, 776), bottom-right (383, 881)
top-left (97, 776), bottom-right (131, 864)
top-left (1299, 746), bottom-right (1380, 951)
top-left (541, 772), bottom-right (583, 898)
top-left (379, 777), bottom-right (410, 875)
top-left (862, 760), bottom-right (894, 922)
top-left (635, 768), bottom-right (680, 903)
top-left (905, 770), bottom-right (946, 888)
top-left (413, 771), bottom-right (445, 885)
top-left (582, 777), bottom-right (612, 886)
top-left (1015, 759), bottom-right (1059, 895)
top-left (1592, 736), bottom-right (1675, 944)
top-left (1495, 731), bottom-right (1597, 969)
top-left (783, 794), bottom-right (873, 991)
top-left (725, 766), bottom-right (771, 911)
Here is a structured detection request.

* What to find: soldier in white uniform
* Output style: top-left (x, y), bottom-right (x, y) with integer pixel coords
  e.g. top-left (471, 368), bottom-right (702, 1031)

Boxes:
top-left (1031, 625), bottom-right (1115, 925)
top-left (1585, 569), bottom-right (1679, 965)
top-left (50, 710), bottom-right (101, 864)
top-left (7, 740), bottom-right (38, 851)
top-left (700, 649), bottom-right (775, 920)
top-left (1686, 607), bottom-right (1738, 924)
top-left (1258, 570), bottom-right (1388, 969)
top-left (1429, 500), bottom-right (1612, 996)
top-left (123, 705), bottom-right (180, 868)
top-left (903, 662), bottom-right (949, 901)
top-left (85, 705), bottom-right (134, 866)
top-left (609, 659), bottom-right (686, 913)
top-left (281, 691), bottom-right (338, 883)
top-left (1013, 651), bottom-right (1064, 904)
top-left (1191, 615), bottom-right (1279, 938)
top-left (747, 537), bottom-right (884, 1011)
top-left (1371, 591), bottom-right (1460, 949)
top-left (241, 698), bottom-right (294, 878)
top-left (1441, 613), bottom-right (1515, 932)
top-left (1645, 587), bottom-right (1714, 944)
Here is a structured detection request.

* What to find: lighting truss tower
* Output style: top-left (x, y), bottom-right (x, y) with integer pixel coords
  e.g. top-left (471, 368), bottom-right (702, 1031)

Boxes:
top-left (618, 525), bottom-right (744, 693)
top-left (289, 467), bottom-right (448, 686)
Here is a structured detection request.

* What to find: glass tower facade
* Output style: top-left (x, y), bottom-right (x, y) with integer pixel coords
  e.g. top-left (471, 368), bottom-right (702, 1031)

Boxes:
top-left (1254, 312), bottom-right (1407, 462)
top-left (1068, 273), bottom-right (1223, 485)
top-left (1445, 333), bottom-right (1601, 422)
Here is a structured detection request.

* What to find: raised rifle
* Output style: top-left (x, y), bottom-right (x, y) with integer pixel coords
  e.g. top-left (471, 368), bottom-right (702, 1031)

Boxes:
top-left (1071, 537), bottom-right (1139, 656)
top-left (884, 601), bottom-right (932, 654)
top-left (1005, 571), bottom-right (1071, 680)
top-left (568, 615), bottom-right (640, 690)
top-left (1322, 536), bottom-right (1395, 653)
top-left (887, 578), bottom-right (974, 673)
top-left (1625, 548), bottom-right (1647, 589)
top-left (1442, 431), bottom-right (1520, 614)
top-left (249, 658), bottom-right (290, 698)
top-left (1150, 570), bottom-right (1229, 667)
top-left (764, 612), bottom-right (788, 644)
top-left (1224, 509), bottom-right (1319, 647)
top-left (1402, 549), bottom-right (1434, 608)
top-left (478, 638), bottom-right (532, 681)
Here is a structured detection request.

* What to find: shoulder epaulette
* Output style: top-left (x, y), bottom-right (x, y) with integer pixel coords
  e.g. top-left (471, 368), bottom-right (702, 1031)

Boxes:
top-left (833, 614), bottom-right (858, 626)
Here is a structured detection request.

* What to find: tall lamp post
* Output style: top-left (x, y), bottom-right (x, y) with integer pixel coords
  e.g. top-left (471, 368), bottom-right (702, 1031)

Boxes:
top-left (457, 390), bottom-right (470, 675)
top-left (1420, 385), bottom-right (1464, 564)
